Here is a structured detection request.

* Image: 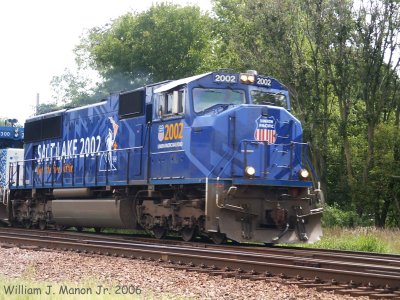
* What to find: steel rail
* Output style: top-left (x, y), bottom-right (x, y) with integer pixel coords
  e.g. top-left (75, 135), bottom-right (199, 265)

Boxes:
top-left (2, 231), bottom-right (400, 276)
top-left (0, 227), bottom-right (399, 295)
top-left (1, 227), bottom-right (399, 269)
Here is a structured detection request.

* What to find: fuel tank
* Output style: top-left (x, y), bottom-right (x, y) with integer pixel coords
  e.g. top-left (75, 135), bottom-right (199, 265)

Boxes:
top-left (51, 198), bottom-right (137, 228)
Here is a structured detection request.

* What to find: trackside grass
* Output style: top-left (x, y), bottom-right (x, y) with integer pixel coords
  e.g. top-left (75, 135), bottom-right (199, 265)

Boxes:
top-left (291, 227), bottom-right (400, 254)
top-left (82, 226), bottom-right (400, 254)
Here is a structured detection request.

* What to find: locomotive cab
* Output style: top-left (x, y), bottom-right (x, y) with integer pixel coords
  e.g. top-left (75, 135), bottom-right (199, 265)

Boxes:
top-left (148, 71), bottom-right (322, 243)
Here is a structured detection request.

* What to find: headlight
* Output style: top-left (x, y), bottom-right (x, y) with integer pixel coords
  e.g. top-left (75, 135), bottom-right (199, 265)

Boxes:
top-left (245, 166), bottom-right (256, 177)
top-left (299, 169), bottom-right (309, 179)
top-left (240, 73), bottom-right (256, 84)
top-left (240, 74), bottom-right (248, 82)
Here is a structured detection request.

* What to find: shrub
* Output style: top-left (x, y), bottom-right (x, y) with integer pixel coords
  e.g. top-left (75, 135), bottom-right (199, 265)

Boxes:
top-left (321, 205), bottom-right (361, 227)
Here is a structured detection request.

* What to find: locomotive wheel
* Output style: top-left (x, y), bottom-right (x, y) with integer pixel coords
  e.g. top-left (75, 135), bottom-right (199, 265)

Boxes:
top-left (210, 233), bottom-right (226, 245)
top-left (24, 220), bottom-right (32, 229)
top-left (181, 227), bottom-right (196, 242)
top-left (55, 224), bottom-right (65, 231)
top-left (153, 226), bottom-right (166, 239)
top-left (38, 220), bottom-right (46, 230)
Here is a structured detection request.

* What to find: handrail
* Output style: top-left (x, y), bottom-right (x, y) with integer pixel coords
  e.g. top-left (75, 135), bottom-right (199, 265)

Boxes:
top-left (8, 142), bottom-right (316, 188)
top-left (2, 183), bottom-right (9, 205)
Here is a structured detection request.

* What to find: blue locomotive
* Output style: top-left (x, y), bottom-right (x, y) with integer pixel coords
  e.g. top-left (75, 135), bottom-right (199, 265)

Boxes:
top-left (3, 71), bottom-right (322, 244)
top-left (0, 124), bottom-right (24, 149)
top-left (0, 124), bottom-right (24, 222)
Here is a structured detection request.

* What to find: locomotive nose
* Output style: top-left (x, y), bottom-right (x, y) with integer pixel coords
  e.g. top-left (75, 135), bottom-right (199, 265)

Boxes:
top-left (227, 105), bottom-right (302, 181)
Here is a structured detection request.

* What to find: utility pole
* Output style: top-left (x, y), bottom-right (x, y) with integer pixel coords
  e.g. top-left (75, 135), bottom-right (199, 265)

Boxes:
top-left (36, 93), bottom-right (40, 114)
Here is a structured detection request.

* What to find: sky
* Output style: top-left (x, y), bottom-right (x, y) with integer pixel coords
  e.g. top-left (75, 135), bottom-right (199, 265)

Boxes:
top-left (0, 0), bottom-right (212, 124)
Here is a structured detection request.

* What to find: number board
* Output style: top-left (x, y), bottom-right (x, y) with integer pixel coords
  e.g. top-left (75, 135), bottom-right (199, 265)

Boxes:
top-left (213, 73), bottom-right (238, 84)
top-left (255, 76), bottom-right (272, 87)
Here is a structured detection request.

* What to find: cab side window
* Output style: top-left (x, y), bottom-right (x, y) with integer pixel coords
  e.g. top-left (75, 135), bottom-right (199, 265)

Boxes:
top-left (157, 90), bottom-right (184, 118)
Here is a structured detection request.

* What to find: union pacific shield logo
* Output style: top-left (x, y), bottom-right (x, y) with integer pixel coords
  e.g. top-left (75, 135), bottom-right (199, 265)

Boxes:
top-left (254, 116), bottom-right (277, 144)
top-left (158, 125), bottom-right (165, 142)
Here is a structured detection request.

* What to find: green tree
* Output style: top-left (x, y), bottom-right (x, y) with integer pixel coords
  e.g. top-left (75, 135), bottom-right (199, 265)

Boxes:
top-left (353, 0), bottom-right (400, 224)
top-left (369, 124), bottom-right (400, 226)
top-left (50, 68), bottom-right (100, 107)
top-left (76, 3), bottom-right (214, 86)
top-left (52, 3), bottom-right (215, 108)
top-left (35, 103), bottom-right (61, 115)
top-left (0, 118), bottom-right (21, 127)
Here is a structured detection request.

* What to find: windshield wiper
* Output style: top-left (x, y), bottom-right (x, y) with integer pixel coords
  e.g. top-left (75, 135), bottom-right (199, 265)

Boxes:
top-left (200, 103), bottom-right (233, 115)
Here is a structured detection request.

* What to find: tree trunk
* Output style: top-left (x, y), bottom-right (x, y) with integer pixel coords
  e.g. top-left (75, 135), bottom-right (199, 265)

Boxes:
top-left (363, 122), bottom-right (375, 186)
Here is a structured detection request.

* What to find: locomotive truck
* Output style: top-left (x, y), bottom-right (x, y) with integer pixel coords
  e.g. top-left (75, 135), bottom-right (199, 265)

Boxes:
top-left (1, 71), bottom-right (323, 244)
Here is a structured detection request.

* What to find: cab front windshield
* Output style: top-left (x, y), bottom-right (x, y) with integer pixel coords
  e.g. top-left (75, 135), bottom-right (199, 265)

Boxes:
top-left (193, 88), bottom-right (245, 114)
top-left (251, 90), bottom-right (287, 108)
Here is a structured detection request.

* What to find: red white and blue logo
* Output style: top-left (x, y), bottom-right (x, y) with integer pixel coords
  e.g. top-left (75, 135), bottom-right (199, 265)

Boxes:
top-left (158, 125), bottom-right (165, 142)
top-left (254, 116), bottom-right (277, 144)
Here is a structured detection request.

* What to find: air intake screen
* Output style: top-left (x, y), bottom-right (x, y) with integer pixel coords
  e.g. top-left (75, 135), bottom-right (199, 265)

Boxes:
top-left (119, 90), bottom-right (145, 118)
top-left (24, 115), bottom-right (62, 142)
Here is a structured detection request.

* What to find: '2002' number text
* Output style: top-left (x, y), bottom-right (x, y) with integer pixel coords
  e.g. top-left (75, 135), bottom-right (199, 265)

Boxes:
top-left (256, 77), bottom-right (272, 86)
top-left (164, 123), bottom-right (183, 141)
top-left (214, 74), bottom-right (237, 83)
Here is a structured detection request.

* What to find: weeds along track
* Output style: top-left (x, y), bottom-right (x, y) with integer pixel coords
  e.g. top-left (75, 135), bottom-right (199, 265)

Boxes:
top-left (0, 227), bottom-right (399, 299)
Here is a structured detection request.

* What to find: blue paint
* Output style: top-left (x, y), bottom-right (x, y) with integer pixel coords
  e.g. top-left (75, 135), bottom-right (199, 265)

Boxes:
top-left (10, 72), bottom-right (316, 190)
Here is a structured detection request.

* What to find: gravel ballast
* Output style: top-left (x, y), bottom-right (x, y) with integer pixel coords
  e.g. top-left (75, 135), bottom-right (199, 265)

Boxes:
top-left (0, 247), bottom-right (367, 299)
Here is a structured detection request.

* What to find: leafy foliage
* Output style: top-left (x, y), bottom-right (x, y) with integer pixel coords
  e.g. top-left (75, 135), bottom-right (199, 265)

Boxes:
top-left (77, 3), bottom-right (214, 84)
top-left (35, 103), bottom-right (61, 115)
top-left (0, 118), bottom-right (21, 127)
top-left (50, 68), bottom-right (102, 107)
top-left (322, 205), bottom-right (371, 228)
top-left (50, 3), bottom-right (215, 111)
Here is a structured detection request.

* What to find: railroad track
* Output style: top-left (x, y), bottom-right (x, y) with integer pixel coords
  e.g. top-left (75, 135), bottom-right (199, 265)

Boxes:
top-left (0, 227), bottom-right (399, 299)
